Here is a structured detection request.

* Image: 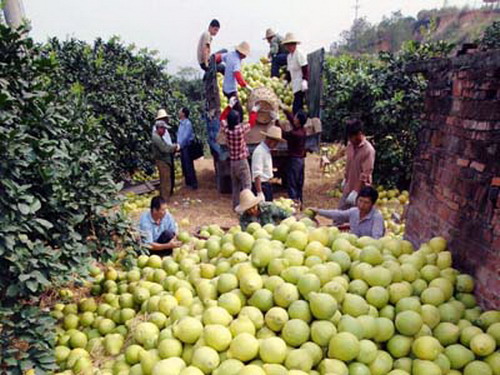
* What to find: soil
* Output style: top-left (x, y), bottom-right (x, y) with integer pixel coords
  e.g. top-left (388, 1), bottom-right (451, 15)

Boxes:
top-left (165, 154), bottom-right (343, 232)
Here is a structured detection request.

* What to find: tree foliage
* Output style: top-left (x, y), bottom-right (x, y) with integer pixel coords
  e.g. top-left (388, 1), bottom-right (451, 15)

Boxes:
top-left (0, 25), bottom-right (141, 374)
top-left (322, 41), bottom-right (453, 188)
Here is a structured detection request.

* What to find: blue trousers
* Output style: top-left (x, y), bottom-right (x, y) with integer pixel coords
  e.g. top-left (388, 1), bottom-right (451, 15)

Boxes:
top-left (180, 146), bottom-right (198, 189)
top-left (271, 53), bottom-right (288, 77)
top-left (287, 157), bottom-right (305, 203)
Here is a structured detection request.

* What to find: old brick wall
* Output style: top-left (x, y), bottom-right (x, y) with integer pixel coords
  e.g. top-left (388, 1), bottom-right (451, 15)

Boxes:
top-left (405, 50), bottom-right (500, 310)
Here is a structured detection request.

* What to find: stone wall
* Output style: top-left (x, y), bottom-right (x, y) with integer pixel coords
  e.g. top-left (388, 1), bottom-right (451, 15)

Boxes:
top-left (405, 50), bottom-right (500, 310)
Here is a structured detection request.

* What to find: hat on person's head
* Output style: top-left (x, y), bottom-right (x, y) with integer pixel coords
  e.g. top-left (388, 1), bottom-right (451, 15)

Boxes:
top-left (155, 109), bottom-right (170, 121)
top-left (260, 125), bottom-right (286, 142)
top-left (155, 120), bottom-right (171, 130)
top-left (282, 32), bottom-right (301, 45)
top-left (235, 41), bottom-right (251, 57)
top-left (263, 28), bottom-right (276, 40)
top-left (235, 189), bottom-right (263, 214)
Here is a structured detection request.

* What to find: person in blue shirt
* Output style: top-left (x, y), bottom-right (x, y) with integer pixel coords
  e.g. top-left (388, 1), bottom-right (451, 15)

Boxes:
top-left (177, 107), bottom-right (198, 189)
top-left (139, 196), bottom-right (181, 254)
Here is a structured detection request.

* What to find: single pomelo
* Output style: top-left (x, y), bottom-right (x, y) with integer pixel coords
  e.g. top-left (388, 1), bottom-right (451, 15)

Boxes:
top-left (328, 332), bottom-right (360, 361)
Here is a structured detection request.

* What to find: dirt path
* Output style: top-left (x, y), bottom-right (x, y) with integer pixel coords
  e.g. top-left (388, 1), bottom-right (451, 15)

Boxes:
top-left (167, 154), bottom-right (342, 232)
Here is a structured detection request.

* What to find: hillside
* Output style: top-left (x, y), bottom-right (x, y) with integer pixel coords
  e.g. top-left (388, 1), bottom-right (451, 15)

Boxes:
top-left (334, 6), bottom-right (500, 55)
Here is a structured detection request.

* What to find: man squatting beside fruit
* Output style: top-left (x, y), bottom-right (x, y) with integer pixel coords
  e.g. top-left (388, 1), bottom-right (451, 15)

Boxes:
top-left (251, 120), bottom-right (286, 202)
top-left (139, 196), bottom-right (182, 254)
top-left (340, 118), bottom-right (376, 209)
top-left (308, 186), bottom-right (385, 239)
top-left (220, 97), bottom-right (260, 209)
top-left (282, 33), bottom-right (308, 114)
top-left (237, 189), bottom-right (291, 230)
top-left (151, 117), bottom-right (179, 201)
top-left (216, 41), bottom-right (252, 122)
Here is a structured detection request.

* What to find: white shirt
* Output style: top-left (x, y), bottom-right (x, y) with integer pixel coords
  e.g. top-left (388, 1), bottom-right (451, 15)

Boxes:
top-left (252, 141), bottom-right (273, 182)
top-left (287, 49), bottom-right (307, 93)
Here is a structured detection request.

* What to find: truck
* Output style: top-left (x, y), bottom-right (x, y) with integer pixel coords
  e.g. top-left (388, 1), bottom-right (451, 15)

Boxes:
top-left (204, 49), bottom-right (325, 193)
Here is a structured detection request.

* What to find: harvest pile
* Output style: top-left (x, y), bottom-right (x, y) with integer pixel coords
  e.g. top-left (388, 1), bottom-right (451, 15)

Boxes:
top-left (217, 62), bottom-right (294, 114)
top-left (52, 218), bottom-right (499, 375)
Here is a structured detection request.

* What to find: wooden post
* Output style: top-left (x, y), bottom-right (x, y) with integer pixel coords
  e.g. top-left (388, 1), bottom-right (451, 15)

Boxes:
top-left (3, 0), bottom-right (26, 28)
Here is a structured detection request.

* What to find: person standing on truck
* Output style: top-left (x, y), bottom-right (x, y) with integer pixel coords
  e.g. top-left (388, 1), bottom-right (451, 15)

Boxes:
top-left (282, 33), bottom-right (309, 114)
top-left (177, 107), bottom-right (198, 190)
top-left (341, 118), bottom-right (376, 209)
top-left (220, 97), bottom-right (260, 209)
top-left (264, 28), bottom-right (288, 78)
top-left (216, 42), bottom-right (252, 122)
top-left (197, 19), bottom-right (224, 73)
top-left (251, 120), bottom-right (285, 202)
top-left (278, 108), bottom-right (308, 208)
top-left (152, 120), bottom-right (180, 201)
top-left (307, 186), bottom-right (385, 239)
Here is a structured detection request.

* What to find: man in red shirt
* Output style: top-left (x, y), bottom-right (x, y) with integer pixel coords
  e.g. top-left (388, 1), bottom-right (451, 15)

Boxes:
top-left (220, 97), bottom-right (260, 208)
top-left (278, 108), bottom-right (308, 208)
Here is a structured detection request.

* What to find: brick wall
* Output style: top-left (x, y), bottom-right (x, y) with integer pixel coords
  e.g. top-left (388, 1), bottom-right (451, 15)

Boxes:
top-left (405, 50), bottom-right (500, 310)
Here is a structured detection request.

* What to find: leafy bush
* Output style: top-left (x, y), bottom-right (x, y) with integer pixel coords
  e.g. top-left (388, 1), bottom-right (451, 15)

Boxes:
top-left (478, 21), bottom-right (500, 50)
top-left (322, 41), bottom-right (453, 188)
top-left (0, 25), bottom-right (140, 374)
top-left (44, 37), bottom-right (200, 179)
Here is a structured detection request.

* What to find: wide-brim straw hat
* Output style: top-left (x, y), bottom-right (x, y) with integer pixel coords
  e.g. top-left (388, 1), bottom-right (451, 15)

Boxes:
top-left (235, 189), bottom-right (263, 214)
top-left (155, 108), bottom-right (170, 121)
top-left (235, 41), bottom-right (251, 57)
top-left (282, 32), bottom-right (301, 45)
top-left (263, 28), bottom-right (276, 40)
top-left (260, 125), bottom-right (286, 142)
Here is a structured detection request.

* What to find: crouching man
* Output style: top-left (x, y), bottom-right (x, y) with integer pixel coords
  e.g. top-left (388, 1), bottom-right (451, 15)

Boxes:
top-left (236, 189), bottom-right (291, 230)
top-left (308, 186), bottom-right (385, 239)
top-left (139, 196), bottom-right (182, 254)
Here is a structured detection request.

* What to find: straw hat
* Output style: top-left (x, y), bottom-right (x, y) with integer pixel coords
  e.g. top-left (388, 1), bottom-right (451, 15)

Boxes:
top-left (282, 32), bottom-right (301, 45)
top-left (155, 109), bottom-right (170, 121)
top-left (261, 125), bottom-right (286, 142)
top-left (263, 28), bottom-right (276, 40)
top-left (235, 41), bottom-right (251, 57)
top-left (235, 189), bottom-right (263, 214)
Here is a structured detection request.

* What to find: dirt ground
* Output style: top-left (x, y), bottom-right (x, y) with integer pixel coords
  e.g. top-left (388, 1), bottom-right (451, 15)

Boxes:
top-left (166, 154), bottom-right (342, 232)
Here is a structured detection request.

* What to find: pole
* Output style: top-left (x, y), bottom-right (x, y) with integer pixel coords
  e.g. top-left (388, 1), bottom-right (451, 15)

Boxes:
top-left (3, 0), bottom-right (26, 28)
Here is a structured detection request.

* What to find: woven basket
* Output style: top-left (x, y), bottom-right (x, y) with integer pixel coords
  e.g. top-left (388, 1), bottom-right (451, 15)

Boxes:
top-left (247, 87), bottom-right (279, 124)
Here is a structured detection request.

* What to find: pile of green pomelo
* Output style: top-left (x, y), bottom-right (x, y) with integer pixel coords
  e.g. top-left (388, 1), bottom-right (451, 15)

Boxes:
top-left (52, 216), bottom-right (500, 375)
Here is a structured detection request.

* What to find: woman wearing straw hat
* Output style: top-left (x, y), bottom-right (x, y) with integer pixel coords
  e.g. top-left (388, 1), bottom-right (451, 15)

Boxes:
top-left (236, 189), bottom-right (291, 230)
top-left (154, 109), bottom-right (175, 195)
top-left (251, 121), bottom-right (285, 202)
top-left (282, 33), bottom-right (309, 114)
top-left (152, 120), bottom-right (180, 201)
top-left (263, 28), bottom-right (288, 78)
top-left (216, 41), bottom-right (252, 122)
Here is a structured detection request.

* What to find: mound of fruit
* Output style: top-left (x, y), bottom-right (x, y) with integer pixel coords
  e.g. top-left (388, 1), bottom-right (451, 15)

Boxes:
top-left (52, 218), bottom-right (499, 375)
top-left (217, 62), bottom-right (293, 115)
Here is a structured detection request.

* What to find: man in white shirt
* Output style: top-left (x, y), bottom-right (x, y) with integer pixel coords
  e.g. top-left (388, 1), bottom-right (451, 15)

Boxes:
top-left (282, 33), bottom-right (309, 114)
top-left (252, 121), bottom-right (284, 201)
top-left (197, 19), bottom-right (222, 72)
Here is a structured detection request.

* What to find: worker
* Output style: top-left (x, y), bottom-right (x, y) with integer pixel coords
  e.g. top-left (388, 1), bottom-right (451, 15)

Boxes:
top-left (153, 109), bottom-right (175, 195)
top-left (282, 33), bottom-right (308, 114)
top-left (236, 189), bottom-right (291, 230)
top-left (263, 28), bottom-right (288, 78)
top-left (251, 120), bottom-right (285, 202)
top-left (139, 196), bottom-right (182, 254)
top-left (216, 41), bottom-right (252, 122)
top-left (278, 108), bottom-right (307, 208)
top-left (152, 120), bottom-right (179, 201)
top-left (220, 97), bottom-right (260, 209)
top-left (177, 107), bottom-right (197, 190)
top-left (308, 186), bottom-right (385, 239)
top-left (197, 19), bottom-right (224, 73)
top-left (341, 118), bottom-right (376, 209)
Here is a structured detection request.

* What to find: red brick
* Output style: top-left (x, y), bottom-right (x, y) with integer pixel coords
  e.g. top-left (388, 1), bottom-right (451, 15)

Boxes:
top-left (470, 161), bottom-right (486, 172)
top-left (456, 158), bottom-right (470, 167)
top-left (492, 177), bottom-right (500, 187)
top-left (453, 80), bottom-right (463, 97)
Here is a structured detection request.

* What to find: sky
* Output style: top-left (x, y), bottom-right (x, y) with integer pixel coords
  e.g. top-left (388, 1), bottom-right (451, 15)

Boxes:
top-left (23, 0), bottom-right (475, 74)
